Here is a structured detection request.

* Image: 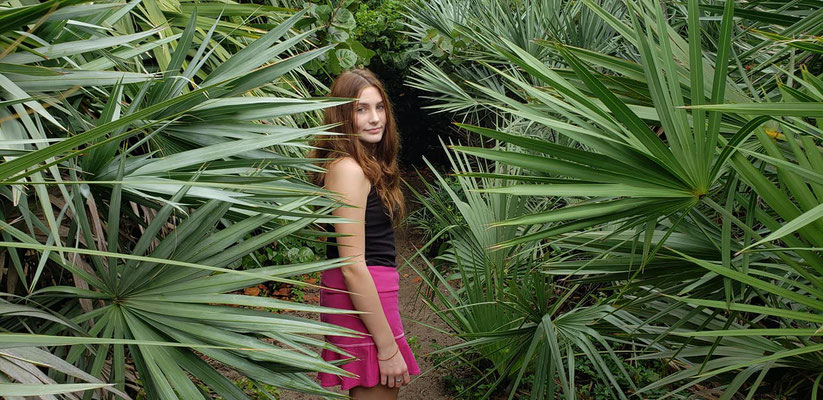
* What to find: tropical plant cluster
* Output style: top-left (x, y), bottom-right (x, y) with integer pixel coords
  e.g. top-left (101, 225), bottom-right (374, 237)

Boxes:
top-left (0, 0), bottom-right (361, 399)
top-left (404, 0), bottom-right (823, 398)
top-left (272, 0), bottom-right (412, 80)
top-left (294, 0), bottom-right (377, 76)
top-left (4, 0), bottom-right (823, 398)
top-left (352, 0), bottom-right (414, 69)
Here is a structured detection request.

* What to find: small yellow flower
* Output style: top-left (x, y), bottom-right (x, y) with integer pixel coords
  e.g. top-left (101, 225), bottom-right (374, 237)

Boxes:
top-left (765, 129), bottom-right (783, 140)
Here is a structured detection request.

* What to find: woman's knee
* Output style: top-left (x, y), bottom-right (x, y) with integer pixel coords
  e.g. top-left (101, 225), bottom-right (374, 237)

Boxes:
top-left (349, 384), bottom-right (399, 400)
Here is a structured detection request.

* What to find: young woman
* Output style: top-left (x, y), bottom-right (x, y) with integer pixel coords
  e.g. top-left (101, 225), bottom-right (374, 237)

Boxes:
top-left (312, 69), bottom-right (420, 399)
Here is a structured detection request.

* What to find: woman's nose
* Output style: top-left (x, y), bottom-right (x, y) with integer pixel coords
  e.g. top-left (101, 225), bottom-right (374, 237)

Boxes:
top-left (369, 109), bottom-right (380, 123)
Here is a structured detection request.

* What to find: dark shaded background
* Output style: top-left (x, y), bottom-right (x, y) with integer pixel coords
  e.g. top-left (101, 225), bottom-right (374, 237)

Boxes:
top-left (368, 61), bottom-right (453, 171)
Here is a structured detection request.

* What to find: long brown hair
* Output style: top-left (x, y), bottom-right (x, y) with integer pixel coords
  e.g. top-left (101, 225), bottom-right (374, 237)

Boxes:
top-left (309, 68), bottom-right (405, 220)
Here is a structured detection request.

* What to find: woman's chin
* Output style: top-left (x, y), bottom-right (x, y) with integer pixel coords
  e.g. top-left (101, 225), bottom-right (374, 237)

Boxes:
top-left (358, 132), bottom-right (383, 144)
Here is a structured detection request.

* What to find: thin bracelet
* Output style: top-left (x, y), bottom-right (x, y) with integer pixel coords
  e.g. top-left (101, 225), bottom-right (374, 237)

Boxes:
top-left (377, 346), bottom-right (399, 361)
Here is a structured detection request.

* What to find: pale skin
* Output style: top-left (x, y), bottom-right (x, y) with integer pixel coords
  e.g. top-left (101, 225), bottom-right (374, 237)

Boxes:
top-left (324, 86), bottom-right (409, 399)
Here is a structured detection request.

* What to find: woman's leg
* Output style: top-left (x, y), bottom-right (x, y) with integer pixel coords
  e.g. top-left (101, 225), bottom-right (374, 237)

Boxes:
top-left (349, 385), bottom-right (399, 400)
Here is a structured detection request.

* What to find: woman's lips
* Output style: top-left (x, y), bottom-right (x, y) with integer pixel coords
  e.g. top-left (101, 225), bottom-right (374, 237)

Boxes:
top-left (364, 127), bottom-right (383, 134)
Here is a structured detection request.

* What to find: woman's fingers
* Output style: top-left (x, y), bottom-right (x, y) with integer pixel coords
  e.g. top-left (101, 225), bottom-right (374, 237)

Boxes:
top-left (385, 369), bottom-right (409, 388)
top-left (380, 357), bottom-right (408, 388)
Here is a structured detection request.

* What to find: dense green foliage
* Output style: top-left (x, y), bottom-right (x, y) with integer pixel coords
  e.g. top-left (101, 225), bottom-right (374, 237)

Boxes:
top-left (406, 0), bottom-right (823, 398)
top-left (0, 1), bottom-right (353, 398)
top-left (352, 0), bottom-right (413, 69)
top-left (298, 0), bottom-right (376, 75)
top-left (4, 0), bottom-right (823, 398)
top-left (274, 0), bottom-right (412, 80)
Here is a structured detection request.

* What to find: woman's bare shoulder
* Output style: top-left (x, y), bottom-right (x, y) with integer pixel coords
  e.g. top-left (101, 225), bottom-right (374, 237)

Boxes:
top-left (327, 157), bottom-right (363, 173)
top-left (325, 157), bottom-right (368, 190)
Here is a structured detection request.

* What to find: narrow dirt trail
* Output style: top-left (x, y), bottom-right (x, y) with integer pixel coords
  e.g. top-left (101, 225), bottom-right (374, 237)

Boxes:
top-left (393, 226), bottom-right (459, 399)
top-left (279, 224), bottom-right (458, 400)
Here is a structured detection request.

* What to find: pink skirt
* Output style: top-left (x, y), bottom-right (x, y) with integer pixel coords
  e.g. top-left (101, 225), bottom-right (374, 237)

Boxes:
top-left (317, 265), bottom-right (420, 390)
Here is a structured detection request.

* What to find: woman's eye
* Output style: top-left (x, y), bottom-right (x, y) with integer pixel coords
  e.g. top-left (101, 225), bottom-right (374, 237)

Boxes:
top-left (377, 105), bottom-right (385, 110)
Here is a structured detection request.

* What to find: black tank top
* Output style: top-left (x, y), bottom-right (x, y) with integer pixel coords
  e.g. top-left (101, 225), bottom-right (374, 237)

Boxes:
top-left (326, 185), bottom-right (397, 267)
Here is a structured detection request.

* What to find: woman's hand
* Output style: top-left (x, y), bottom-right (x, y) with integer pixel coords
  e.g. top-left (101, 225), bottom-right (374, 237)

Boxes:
top-left (378, 346), bottom-right (410, 388)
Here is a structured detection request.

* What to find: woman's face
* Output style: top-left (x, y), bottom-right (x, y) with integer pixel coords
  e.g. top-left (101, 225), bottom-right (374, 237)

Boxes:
top-left (355, 86), bottom-right (386, 145)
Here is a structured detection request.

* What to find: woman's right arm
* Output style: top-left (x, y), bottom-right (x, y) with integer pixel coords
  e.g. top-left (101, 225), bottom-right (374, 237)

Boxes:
top-left (325, 158), bottom-right (410, 387)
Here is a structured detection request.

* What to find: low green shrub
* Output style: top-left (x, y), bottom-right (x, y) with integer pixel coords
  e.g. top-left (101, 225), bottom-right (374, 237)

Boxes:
top-left (293, 0), bottom-right (413, 78)
top-left (296, 0), bottom-right (376, 76)
top-left (430, 343), bottom-right (690, 399)
top-left (353, 0), bottom-right (414, 69)
top-left (239, 235), bottom-right (326, 270)
top-left (405, 172), bottom-right (466, 247)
